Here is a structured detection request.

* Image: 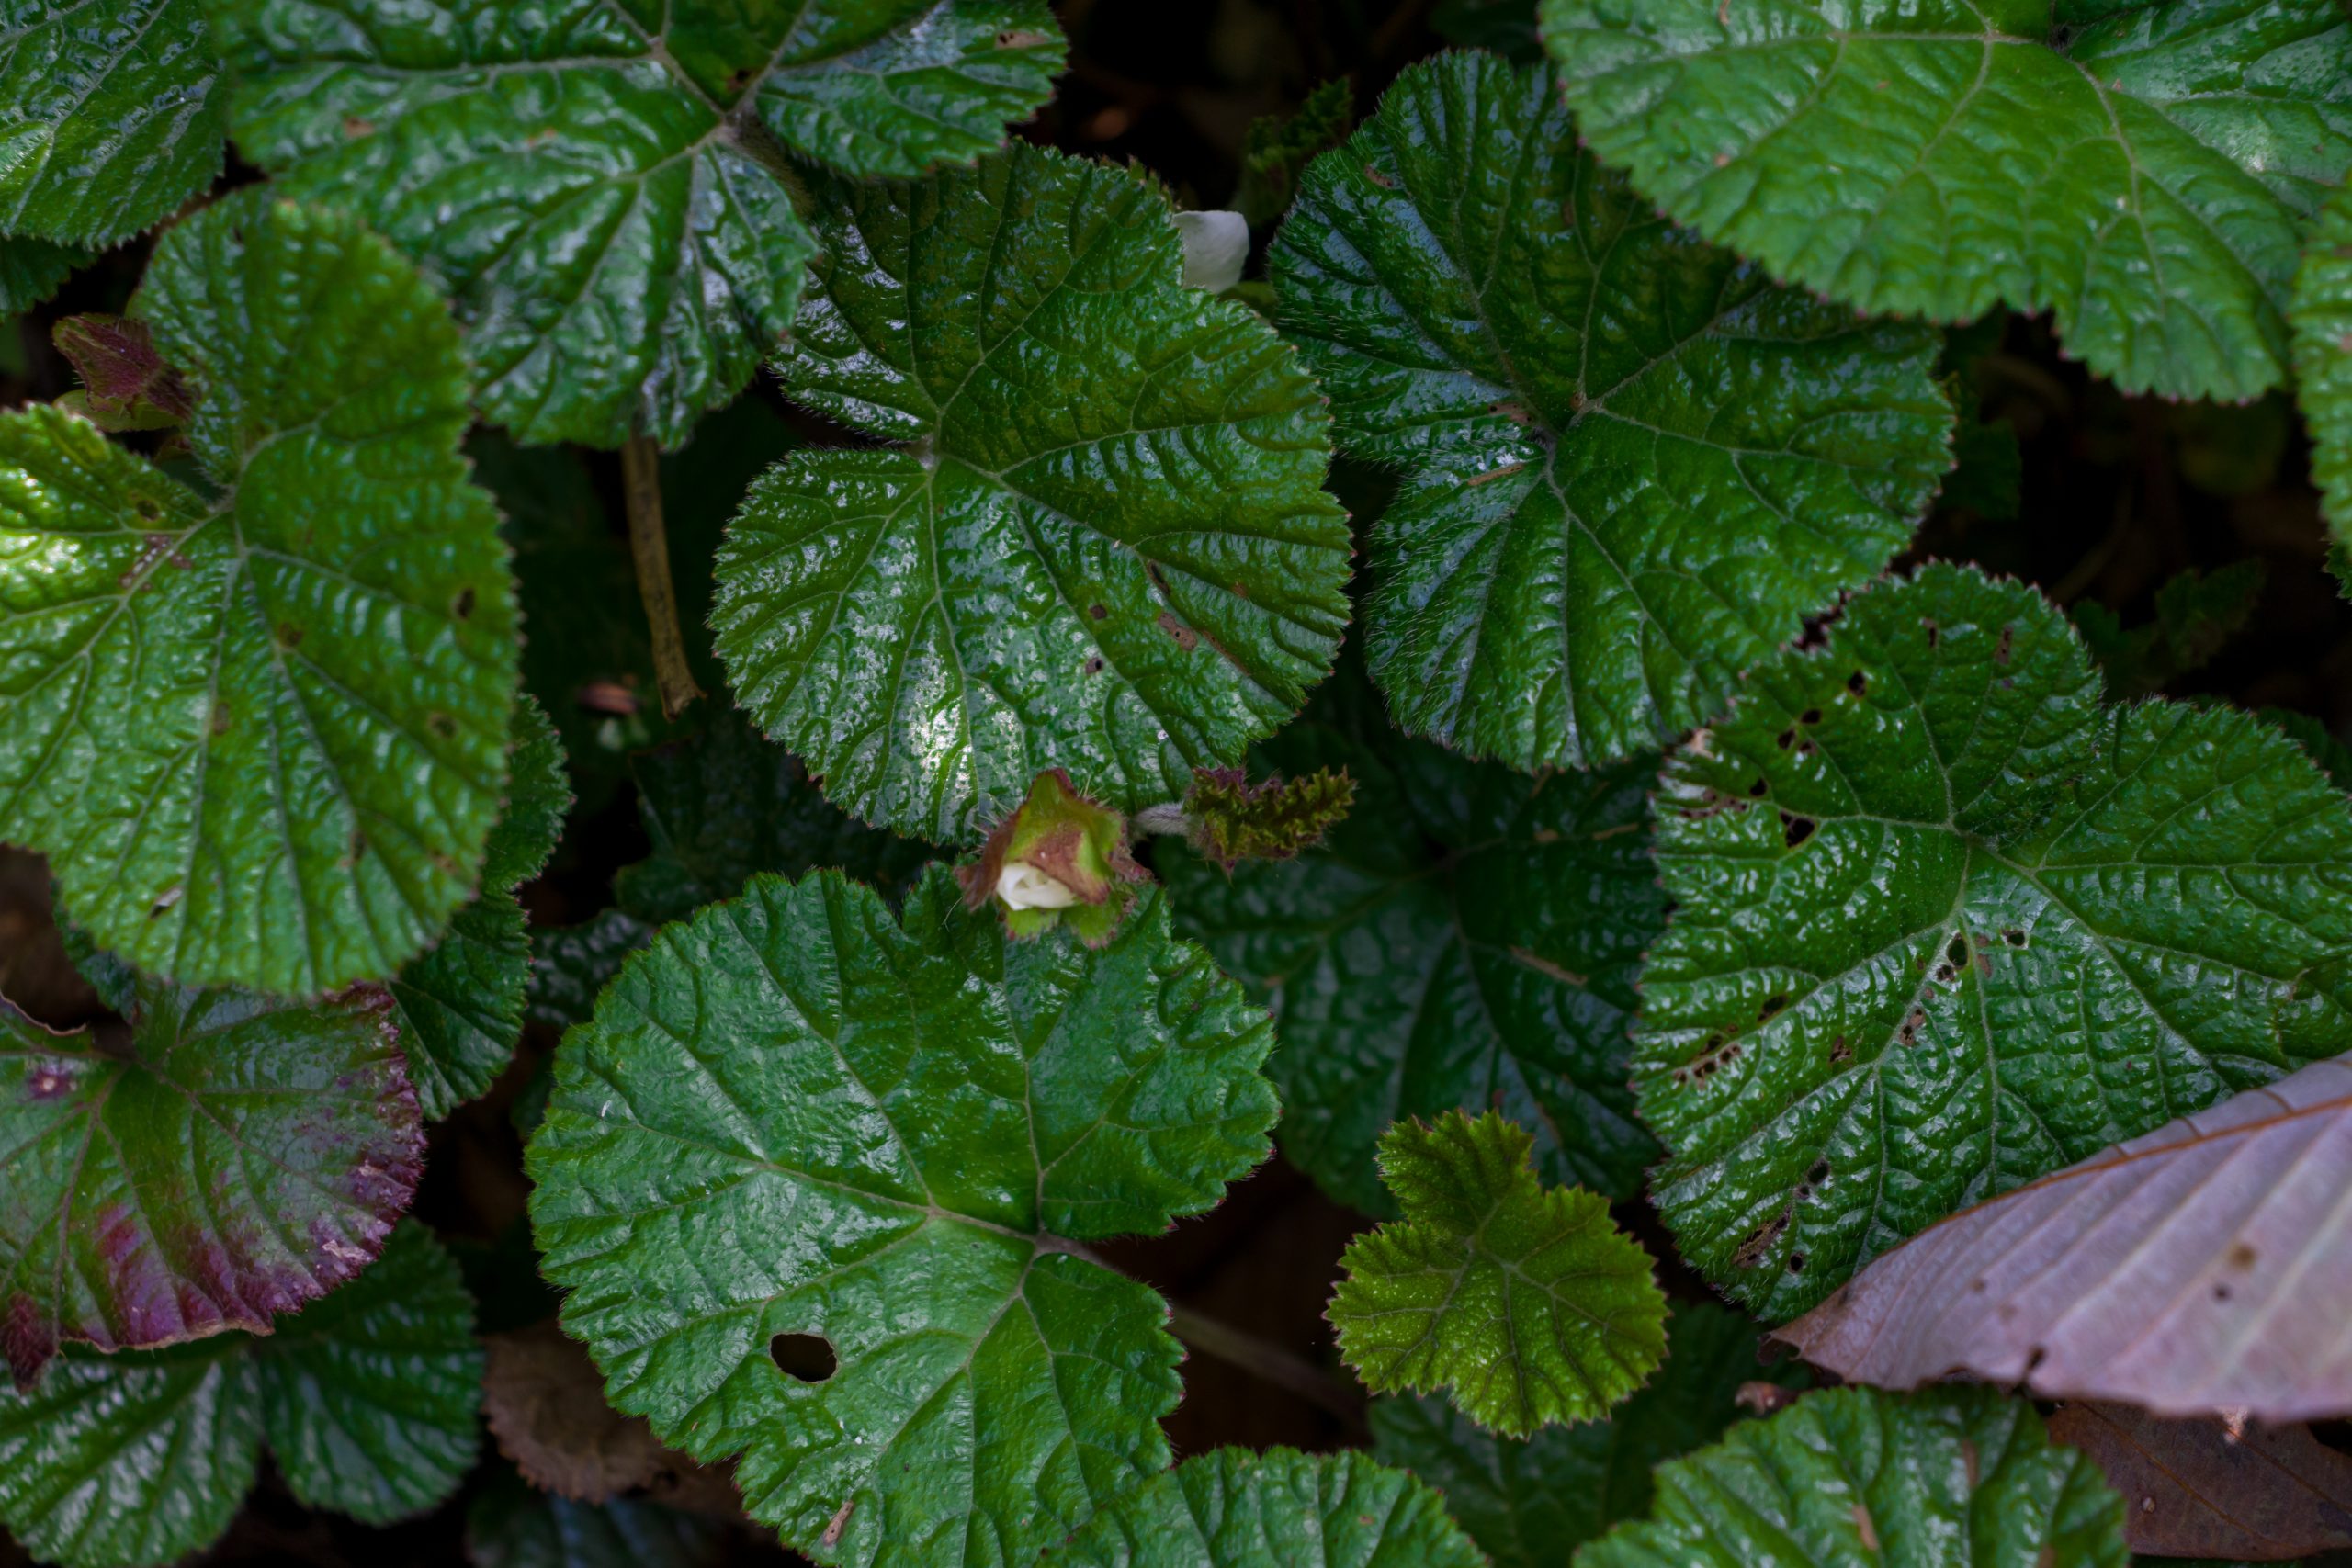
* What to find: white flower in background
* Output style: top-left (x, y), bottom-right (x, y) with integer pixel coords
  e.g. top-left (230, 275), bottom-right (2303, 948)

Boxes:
top-left (1174, 209), bottom-right (1249, 293)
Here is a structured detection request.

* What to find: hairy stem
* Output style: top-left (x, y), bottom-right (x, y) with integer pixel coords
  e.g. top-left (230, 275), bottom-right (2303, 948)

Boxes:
top-left (1133, 803), bottom-right (1190, 837)
top-left (620, 434), bottom-right (704, 720)
top-left (1165, 1300), bottom-right (1364, 1422)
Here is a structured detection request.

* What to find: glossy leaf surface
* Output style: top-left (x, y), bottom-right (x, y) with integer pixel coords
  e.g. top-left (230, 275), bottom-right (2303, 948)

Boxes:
top-left (1639, 565), bottom-right (2352, 1318)
top-left (2293, 183), bottom-right (2352, 545)
top-left (215, 0), bottom-right (1065, 447)
top-left (0, 972), bottom-right (421, 1384)
top-left (1044, 1448), bottom-right (1486, 1567)
top-left (0, 1222), bottom-right (480, 1568)
top-left (1165, 664), bottom-right (1663, 1214)
top-left (1271, 51), bottom-right (1951, 769)
top-left (0, 0), bottom-right (224, 246)
top-left (714, 143), bottom-right (1351, 844)
top-left (0, 192), bottom-right (518, 995)
top-left (390, 697), bottom-right (570, 1119)
top-left (527, 867), bottom-right (1277, 1566)
top-left (1330, 1112), bottom-right (1665, 1435)
top-left (1577, 1386), bottom-right (2130, 1567)
top-left (0, 235), bottom-right (84, 311)
top-left (1370, 1303), bottom-right (1804, 1567)
top-left (1541, 0), bottom-right (2352, 401)
top-left (1777, 1053), bottom-right (2352, 1423)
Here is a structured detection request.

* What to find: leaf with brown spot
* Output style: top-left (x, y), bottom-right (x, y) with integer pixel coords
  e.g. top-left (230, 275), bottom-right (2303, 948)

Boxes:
top-left (2048, 1401), bottom-right (2352, 1561)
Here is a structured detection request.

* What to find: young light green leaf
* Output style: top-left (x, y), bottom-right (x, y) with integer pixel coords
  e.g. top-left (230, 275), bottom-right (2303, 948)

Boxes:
top-left (1576, 1386), bottom-right (2130, 1567)
top-left (1638, 563), bottom-right (2352, 1319)
top-left (1542, 0), bottom-right (2352, 402)
top-left (0, 1222), bottom-right (480, 1568)
top-left (469, 1467), bottom-right (729, 1568)
top-left (1270, 51), bottom-right (1951, 770)
top-left (0, 0), bottom-right (224, 247)
top-left (0, 972), bottom-right (421, 1385)
top-left (1041, 1448), bottom-right (1487, 1567)
top-left (1370, 1303), bottom-right (1806, 1567)
top-left (526, 868), bottom-right (1278, 1567)
top-left (1164, 663), bottom-right (1664, 1214)
top-left (2293, 183), bottom-right (2352, 544)
top-left (390, 696), bottom-right (571, 1120)
top-left (0, 192), bottom-right (519, 997)
top-left (213, 0), bottom-right (1065, 447)
top-left (1330, 1111), bottom-right (1665, 1436)
top-left (713, 143), bottom-right (1351, 845)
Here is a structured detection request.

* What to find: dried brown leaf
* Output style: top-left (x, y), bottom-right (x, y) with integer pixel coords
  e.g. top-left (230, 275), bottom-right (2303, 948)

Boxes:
top-left (481, 1320), bottom-right (740, 1517)
top-left (2047, 1401), bottom-right (2352, 1561)
top-left (1775, 1054), bottom-right (2352, 1421)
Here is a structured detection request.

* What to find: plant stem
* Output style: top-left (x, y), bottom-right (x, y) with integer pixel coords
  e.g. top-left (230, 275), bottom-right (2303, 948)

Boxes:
top-left (1164, 1300), bottom-right (1364, 1422)
top-left (620, 434), bottom-right (704, 720)
top-left (1133, 803), bottom-right (1190, 837)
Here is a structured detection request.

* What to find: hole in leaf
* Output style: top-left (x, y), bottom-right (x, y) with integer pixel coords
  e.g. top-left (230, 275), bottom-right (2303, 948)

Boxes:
top-left (1776, 728), bottom-right (1795, 750)
top-left (770, 1333), bottom-right (838, 1383)
top-left (1083, 655), bottom-right (1104, 674)
top-left (133, 497), bottom-right (162, 524)
top-left (1806, 1159), bottom-right (1830, 1186)
top-left (1847, 670), bottom-right (1868, 695)
top-left (1922, 618), bottom-right (1939, 648)
top-left (1781, 814), bottom-right (1815, 848)
top-left (1799, 707), bottom-right (1821, 726)
top-left (1758, 993), bottom-right (1788, 1021)
top-left (1786, 1251), bottom-right (1805, 1273)
top-left (1747, 778), bottom-right (1767, 797)
top-left (1945, 933), bottom-right (1968, 968)
top-left (2003, 928), bottom-right (2026, 948)
top-left (453, 586), bottom-right (475, 621)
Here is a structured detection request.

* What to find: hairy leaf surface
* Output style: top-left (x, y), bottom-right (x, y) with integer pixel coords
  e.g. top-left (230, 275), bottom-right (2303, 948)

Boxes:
top-left (713, 143), bottom-right (1351, 844)
top-left (1541, 0), bottom-right (2352, 401)
top-left (214, 0), bottom-right (1065, 446)
top-left (1777, 1053), bottom-right (2352, 1422)
top-left (1577, 1386), bottom-right (2129, 1567)
top-left (0, 193), bottom-right (519, 995)
top-left (0, 0), bottom-right (224, 246)
top-left (1165, 664), bottom-right (1663, 1213)
top-left (1043, 1448), bottom-right (1486, 1567)
top-left (1639, 565), bottom-right (2352, 1319)
top-left (0, 1222), bottom-right (480, 1568)
top-left (0, 971), bottom-right (421, 1383)
top-left (1271, 51), bottom-right (1951, 769)
top-left (2293, 183), bottom-right (2352, 544)
top-left (391, 696), bottom-right (571, 1119)
top-left (1330, 1112), bottom-right (1665, 1435)
top-left (527, 867), bottom-right (1278, 1566)
top-left (1370, 1303), bottom-right (1804, 1567)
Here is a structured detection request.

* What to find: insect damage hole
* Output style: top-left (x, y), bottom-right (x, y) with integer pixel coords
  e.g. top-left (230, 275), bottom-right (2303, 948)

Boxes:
top-left (770, 1332), bottom-right (838, 1383)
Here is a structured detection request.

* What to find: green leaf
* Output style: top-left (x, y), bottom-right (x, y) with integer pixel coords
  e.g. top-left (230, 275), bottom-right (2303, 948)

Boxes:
top-left (390, 695), bottom-right (571, 1120)
top-left (0, 191), bottom-right (519, 996)
top-left (1370, 1302), bottom-right (1805, 1567)
top-left (214, 0), bottom-right (1066, 447)
top-left (526, 867), bottom-right (1278, 1566)
top-left (1542, 0), bottom-right (2352, 402)
top-left (0, 969), bottom-right (422, 1384)
top-left (0, 0), bottom-right (224, 247)
top-left (1270, 51), bottom-right (1951, 771)
top-left (615, 706), bottom-right (931, 926)
top-left (1636, 563), bottom-right (2352, 1320)
top-left (2293, 183), bottom-right (2352, 543)
top-left (0, 1222), bottom-right (480, 1568)
top-left (526, 908), bottom-right (652, 1032)
top-left (1233, 78), bottom-right (1353, 229)
top-left (1041, 1448), bottom-right (1487, 1567)
top-left (2075, 561), bottom-right (2267, 699)
top-left (712, 142), bottom-right (1351, 844)
top-left (1577, 1385), bottom-right (2129, 1567)
top-left (0, 236), bottom-right (86, 313)
top-left (1164, 663), bottom-right (1665, 1214)
top-left (1331, 1111), bottom-right (1663, 1436)
top-left (468, 1466), bottom-right (728, 1568)
top-left (1433, 0), bottom-right (1544, 60)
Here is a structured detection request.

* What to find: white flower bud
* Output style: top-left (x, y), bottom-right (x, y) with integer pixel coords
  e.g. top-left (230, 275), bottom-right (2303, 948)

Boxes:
top-left (997, 862), bottom-right (1080, 909)
top-left (1174, 209), bottom-right (1249, 293)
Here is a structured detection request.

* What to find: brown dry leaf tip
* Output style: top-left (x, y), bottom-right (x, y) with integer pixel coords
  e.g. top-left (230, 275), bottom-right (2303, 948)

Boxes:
top-left (481, 1319), bottom-right (741, 1517)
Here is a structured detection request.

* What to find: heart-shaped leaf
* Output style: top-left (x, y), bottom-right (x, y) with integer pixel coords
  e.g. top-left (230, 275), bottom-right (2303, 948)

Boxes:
top-left (0, 191), bottom-right (519, 996)
top-left (1270, 51), bottom-right (1951, 770)
top-left (1540, 0), bottom-right (2352, 401)
top-left (712, 143), bottom-right (1351, 843)
top-left (213, 0), bottom-right (1066, 447)
top-left (0, 0), bottom-right (224, 247)
top-left (1165, 663), bottom-right (1664, 1214)
top-left (0, 1221), bottom-right (480, 1568)
top-left (0, 967), bottom-right (422, 1385)
top-left (1330, 1111), bottom-right (1666, 1436)
top-left (1637, 564), bottom-right (2352, 1320)
top-left (526, 868), bottom-right (1277, 1566)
